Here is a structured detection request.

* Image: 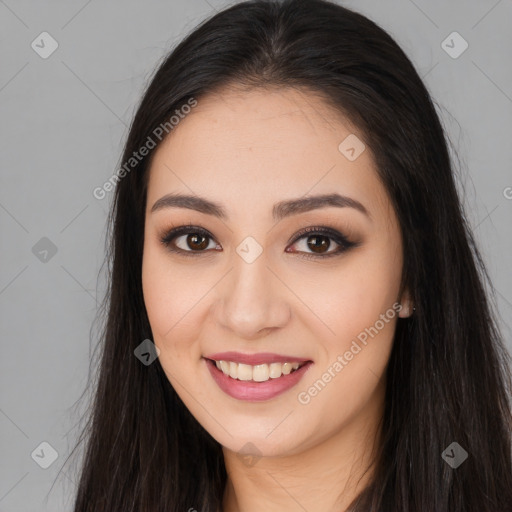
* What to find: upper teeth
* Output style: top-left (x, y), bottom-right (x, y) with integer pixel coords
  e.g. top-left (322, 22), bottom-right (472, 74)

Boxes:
top-left (215, 360), bottom-right (303, 382)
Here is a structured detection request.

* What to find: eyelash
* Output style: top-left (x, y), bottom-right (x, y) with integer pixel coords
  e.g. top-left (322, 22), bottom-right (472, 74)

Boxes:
top-left (158, 224), bottom-right (358, 260)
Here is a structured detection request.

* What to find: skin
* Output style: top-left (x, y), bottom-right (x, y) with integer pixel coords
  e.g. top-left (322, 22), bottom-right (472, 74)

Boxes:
top-left (141, 85), bottom-right (413, 512)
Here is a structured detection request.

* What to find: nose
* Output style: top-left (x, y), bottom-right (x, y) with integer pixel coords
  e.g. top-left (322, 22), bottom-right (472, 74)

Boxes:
top-left (213, 251), bottom-right (291, 340)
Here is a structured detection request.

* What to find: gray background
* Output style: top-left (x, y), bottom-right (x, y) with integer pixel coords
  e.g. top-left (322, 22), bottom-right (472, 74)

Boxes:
top-left (1, 0), bottom-right (511, 510)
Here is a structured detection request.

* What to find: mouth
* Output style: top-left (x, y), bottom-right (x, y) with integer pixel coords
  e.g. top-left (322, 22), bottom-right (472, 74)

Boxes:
top-left (206, 358), bottom-right (309, 382)
top-left (203, 356), bottom-right (314, 402)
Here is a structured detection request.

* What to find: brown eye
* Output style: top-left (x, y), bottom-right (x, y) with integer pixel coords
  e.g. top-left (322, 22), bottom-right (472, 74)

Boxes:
top-left (306, 234), bottom-right (332, 254)
top-left (286, 226), bottom-right (357, 260)
top-left (185, 233), bottom-right (210, 251)
top-left (159, 224), bottom-right (358, 259)
top-left (159, 226), bottom-right (218, 256)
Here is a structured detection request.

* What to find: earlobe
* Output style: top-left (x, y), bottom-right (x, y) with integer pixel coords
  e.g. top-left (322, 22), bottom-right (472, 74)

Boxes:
top-left (397, 290), bottom-right (415, 318)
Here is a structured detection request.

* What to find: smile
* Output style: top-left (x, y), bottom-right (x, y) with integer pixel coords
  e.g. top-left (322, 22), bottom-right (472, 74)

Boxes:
top-left (213, 360), bottom-right (306, 382)
top-left (204, 357), bottom-right (313, 402)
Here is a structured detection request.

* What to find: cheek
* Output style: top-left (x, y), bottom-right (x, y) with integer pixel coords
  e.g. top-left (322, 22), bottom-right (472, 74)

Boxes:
top-left (290, 245), bottom-right (401, 412)
top-left (295, 286), bottom-right (398, 442)
top-left (142, 252), bottom-right (176, 340)
top-left (141, 245), bottom-right (208, 363)
top-left (292, 246), bottom-right (402, 346)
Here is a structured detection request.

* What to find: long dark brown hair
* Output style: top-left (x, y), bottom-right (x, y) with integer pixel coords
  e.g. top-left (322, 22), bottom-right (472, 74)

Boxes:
top-left (64, 0), bottom-right (512, 510)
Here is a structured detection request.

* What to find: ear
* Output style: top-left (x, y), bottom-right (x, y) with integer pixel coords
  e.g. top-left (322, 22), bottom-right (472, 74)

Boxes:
top-left (397, 288), bottom-right (414, 318)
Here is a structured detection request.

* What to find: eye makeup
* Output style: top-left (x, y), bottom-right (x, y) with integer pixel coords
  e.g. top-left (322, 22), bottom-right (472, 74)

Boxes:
top-left (157, 222), bottom-right (361, 260)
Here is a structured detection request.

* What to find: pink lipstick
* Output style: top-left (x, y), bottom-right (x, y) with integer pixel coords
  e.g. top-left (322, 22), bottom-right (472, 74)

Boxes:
top-left (203, 352), bottom-right (313, 402)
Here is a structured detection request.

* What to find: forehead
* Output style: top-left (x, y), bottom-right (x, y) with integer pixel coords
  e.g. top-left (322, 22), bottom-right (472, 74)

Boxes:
top-left (145, 86), bottom-right (389, 221)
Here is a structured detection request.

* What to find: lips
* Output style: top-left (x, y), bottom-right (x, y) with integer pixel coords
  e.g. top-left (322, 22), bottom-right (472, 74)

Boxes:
top-left (204, 351), bottom-right (311, 365)
top-left (204, 357), bottom-right (313, 401)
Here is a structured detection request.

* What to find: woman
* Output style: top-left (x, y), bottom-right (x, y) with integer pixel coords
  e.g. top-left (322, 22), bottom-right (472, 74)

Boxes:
top-left (69, 0), bottom-right (512, 510)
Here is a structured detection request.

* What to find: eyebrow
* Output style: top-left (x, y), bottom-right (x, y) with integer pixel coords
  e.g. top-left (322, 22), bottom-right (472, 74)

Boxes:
top-left (150, 192), bottom-right (371, 222)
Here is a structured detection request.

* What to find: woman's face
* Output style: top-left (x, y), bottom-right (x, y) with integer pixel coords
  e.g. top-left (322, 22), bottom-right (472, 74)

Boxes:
top-left (142, 86), bottom-right (412, 459)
